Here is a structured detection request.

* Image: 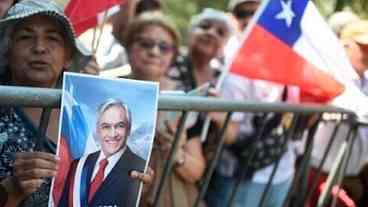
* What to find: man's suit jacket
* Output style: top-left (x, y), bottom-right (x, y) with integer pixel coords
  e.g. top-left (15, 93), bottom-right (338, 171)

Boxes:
top-left (58, 147), bottom-right (145, 207)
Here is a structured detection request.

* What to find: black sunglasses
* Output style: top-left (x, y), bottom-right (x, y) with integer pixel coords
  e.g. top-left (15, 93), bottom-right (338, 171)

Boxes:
top-left (135, 37), bottom-right (175, 55)
top-left (234, 10), bottom-right (256, 19)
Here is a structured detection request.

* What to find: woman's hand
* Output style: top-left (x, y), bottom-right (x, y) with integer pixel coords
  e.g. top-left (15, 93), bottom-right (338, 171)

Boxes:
top-left (207, 88), bottom-right (227, 127)
top-left (13, 152), bottom-right (59, 196)
top-left (130, 167), bottom-right (154, 185)
top-left (1, 152), bottom-right (59, 206)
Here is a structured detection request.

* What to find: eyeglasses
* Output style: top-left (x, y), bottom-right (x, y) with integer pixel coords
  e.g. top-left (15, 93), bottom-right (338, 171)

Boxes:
top-left (234, 10), bottom-right (256, 19)
top-left (135, 37), bottom-right (175, 55)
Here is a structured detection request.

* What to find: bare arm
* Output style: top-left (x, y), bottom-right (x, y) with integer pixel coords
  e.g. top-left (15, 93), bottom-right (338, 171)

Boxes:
top-left (112, 0), bottom-right (138, 44)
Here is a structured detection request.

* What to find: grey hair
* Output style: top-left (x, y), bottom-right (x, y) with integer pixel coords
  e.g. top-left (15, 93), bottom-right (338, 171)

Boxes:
top-left (96, 98), bottom-right (132, 136)
top-left (189, 8), bottom-right (235, 34)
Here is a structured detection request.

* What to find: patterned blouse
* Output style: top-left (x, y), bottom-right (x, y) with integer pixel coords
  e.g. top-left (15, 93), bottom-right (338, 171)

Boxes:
top-left (167, 54), bottom-right (222, 92)
top-left (0, 107), bottom-right (55, 207)
top-left (167, 54), bottom-right (223, 135)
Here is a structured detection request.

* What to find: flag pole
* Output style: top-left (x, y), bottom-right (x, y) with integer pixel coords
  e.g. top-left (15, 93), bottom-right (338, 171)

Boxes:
top-left (93, 10), bottom-right (109, 54)
top-left (199, 65), bottom-right (229, 142)
top-left (199, 0), bottom-right (270, 142)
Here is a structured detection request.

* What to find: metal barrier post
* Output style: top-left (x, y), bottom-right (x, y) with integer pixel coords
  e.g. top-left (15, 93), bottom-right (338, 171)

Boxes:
top-left (331, 124), bottom-right (358, 207)
top-left (35, 108), bottom-right (52, 151)
top-left (316, 122), bottom-right (356, 207)
top-left (193, 112), bottom-right (233, 207)
top-left (152, 111), bottom-right (188, 207)
top-left (303, 117), bottom-right (343, 204)
top-left (226, 113), bottom-right (268, 207)
top-left (259, 114), bottom-right (301, 207)
top-left (283, 114), bottom-right (321, 207)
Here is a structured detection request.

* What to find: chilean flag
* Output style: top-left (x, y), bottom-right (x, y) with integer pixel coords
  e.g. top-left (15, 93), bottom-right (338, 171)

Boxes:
top-left (54, 0), bottom-right (123, 35)
top-left (51, 84), bottom-right (92, 206)
top-left (229, 0), bottom-right (359, 103)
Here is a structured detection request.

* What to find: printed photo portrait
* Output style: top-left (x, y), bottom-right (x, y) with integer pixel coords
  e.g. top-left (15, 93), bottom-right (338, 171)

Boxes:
top-left (49, 72), bottom-right (159, 207)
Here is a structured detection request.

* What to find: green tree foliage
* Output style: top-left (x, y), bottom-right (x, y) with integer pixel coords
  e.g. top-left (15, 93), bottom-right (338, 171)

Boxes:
top-left (162, 0), bottom-right (228, 43)
top-left (313, 0), bottom-right (368, 18)
top-left (162, 0), bottom-right (368, 43)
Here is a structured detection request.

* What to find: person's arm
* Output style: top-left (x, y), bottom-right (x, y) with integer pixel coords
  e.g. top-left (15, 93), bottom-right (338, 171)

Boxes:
top-left (112, 0), bottom-right (139, 44)
top-left (206, 88), bottom-right (241, 145)
top-left (1, 152), bottom-right (59, 207)
top-left (130, 167), bottom-right (154, 185)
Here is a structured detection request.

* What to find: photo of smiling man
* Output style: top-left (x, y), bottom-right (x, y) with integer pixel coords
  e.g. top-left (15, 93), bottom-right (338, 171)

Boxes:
top-left (52, 73), bottom-right (159, 207)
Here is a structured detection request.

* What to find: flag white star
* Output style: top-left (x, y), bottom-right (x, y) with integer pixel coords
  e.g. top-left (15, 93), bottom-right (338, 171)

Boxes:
top-left (275, 0), bottom-right (295, 27)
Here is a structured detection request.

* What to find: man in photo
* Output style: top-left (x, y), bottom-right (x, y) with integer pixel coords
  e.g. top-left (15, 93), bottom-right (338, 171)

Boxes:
top-left (59, 98), bottom-right (145, 207)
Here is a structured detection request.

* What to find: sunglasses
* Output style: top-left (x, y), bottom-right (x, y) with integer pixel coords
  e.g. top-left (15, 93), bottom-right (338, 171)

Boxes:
top-left (234, 10), bottom-right (256, 19)
top-left (135, 37), bottom-right (175, 55)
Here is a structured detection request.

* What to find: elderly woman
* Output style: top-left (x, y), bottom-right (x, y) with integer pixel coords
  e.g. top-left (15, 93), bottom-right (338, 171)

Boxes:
top-left (0, 1), bottom-right (150, 207)
top-left (122, 12), bottom-right (206, 206)
top-left (166, 8), bottom-right (239, 164)
top-left (168, 8), bottom-right (233, 92)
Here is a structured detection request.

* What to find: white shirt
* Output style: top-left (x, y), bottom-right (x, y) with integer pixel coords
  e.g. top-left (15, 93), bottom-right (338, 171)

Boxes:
top-left (78, 25), bottom-right (128, 70)
top-left (221, 74), bottom-right (296, 184)
top-left (91, 146), bottom-right (126, 180)
top-left (312, 72), bottom-right (368, 175)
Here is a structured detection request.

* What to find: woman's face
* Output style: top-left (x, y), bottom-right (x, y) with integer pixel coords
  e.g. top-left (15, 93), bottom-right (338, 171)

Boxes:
top-left (8, 15), bottom-right (72, 88)
top-left (128, 25), bottom-right (175, 81)
top-left (189, 19), bottom-right (230, 59)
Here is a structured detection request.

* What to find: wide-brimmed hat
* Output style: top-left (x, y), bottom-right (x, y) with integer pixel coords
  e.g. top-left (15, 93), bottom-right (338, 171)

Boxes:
top-left (340, 20), bottom-right (368, 45)
top-left (327, 10), bottom-right (360, 36)
top-left (0, 0), bottom-right (91, 71)
top-left (228, 0), bottom-right (260, 12)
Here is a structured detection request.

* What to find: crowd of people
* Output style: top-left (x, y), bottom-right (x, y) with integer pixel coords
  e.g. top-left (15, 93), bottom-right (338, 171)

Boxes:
top-left (0, 0), bottom-right (367, 207)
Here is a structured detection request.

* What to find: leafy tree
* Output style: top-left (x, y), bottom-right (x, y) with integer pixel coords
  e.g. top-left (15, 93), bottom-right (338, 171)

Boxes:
top-left (162, 0), bottom-right (368, 43)
top-left (313, 0), bottom-right (368, 18)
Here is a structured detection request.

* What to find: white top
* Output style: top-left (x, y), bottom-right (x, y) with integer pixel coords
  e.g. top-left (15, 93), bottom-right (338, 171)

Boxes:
top-left (221, 74), bottom-right (297, 184)
top-left (78, 24), bottom-right (128, 70)
top-left (311, 73), bottom-right (368, 175)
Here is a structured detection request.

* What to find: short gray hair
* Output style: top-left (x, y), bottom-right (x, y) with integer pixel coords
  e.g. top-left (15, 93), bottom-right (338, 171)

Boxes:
top-left (190, 8), bottom-right (235, 35)
top-left (96, 98), bottom-right (132, 136)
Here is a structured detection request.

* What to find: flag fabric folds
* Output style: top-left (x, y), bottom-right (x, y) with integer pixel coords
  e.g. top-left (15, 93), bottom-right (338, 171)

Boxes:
top-left (55, 0), bottom-right (122, 35)
top-left (51, 87), bottom-right (90, 206)
top-left (229, 0), bottom-right (355, 102)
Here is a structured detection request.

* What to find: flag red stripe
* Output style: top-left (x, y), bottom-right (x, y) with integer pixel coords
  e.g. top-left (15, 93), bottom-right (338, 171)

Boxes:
top-left (52, 137), bottom-right (73, 206)
top-left (65, 0), bottom-right (122, 35)
top-left (230, 25), bottom-right (345, 102)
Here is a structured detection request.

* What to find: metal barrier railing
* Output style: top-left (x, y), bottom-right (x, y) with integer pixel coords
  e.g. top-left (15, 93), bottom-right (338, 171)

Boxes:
top-left (0, 85), bottom-right (364, 207)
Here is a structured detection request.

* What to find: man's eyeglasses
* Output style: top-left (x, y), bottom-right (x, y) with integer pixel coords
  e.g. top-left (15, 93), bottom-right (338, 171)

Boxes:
top-left (234, 10), bottom-right (255, 19)
top-left (135, 37), bottom-right (175, 55)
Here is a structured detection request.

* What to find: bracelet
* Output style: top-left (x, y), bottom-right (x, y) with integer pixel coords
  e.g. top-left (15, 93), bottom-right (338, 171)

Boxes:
top-left (0, 183), bottom-right (8, 207)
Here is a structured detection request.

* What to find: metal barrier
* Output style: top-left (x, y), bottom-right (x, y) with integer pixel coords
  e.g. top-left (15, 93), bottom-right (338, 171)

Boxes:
top-left (0, 85), bottom-right (364, 207)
